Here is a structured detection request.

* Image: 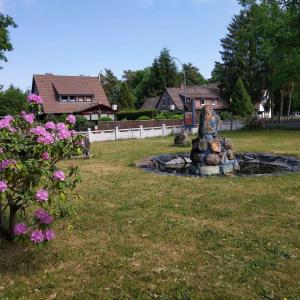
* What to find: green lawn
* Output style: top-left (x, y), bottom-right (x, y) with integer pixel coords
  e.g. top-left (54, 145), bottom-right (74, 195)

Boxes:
top-left (1, 130), bottom-right (300, 300)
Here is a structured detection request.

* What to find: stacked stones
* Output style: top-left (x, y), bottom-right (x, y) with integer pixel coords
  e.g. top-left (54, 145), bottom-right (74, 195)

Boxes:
top-left (190, 105), bottom-right (239, 175)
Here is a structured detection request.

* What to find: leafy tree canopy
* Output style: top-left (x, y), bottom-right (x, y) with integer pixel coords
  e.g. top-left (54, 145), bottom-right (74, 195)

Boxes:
top-left (0, 85), bottom-right (28, 116)
top-left (0, 13), bottom-right (17, 68)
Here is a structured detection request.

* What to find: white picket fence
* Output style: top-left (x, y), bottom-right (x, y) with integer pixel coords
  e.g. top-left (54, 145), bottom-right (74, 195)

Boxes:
top-left (82, 124), bottom-right (184, 143)
top-left (78, 121), bottom-right (245, 143)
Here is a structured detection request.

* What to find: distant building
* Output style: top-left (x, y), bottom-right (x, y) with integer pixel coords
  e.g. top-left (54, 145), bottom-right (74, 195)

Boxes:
top-left (156, 85), bottom-right (228, 113)
top-left (31, 74), bottom-right (115, 121)
top-left (140, 97), bottom-right (160, 110)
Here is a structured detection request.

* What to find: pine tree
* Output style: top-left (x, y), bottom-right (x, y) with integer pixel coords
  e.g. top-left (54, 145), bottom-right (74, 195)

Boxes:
top-left (147, 48), bottom-right (179, 96)
top-left (119, 82), bottom-right (135, 110)
top-left (183, 63), bottom-right (206, 86)
top-left (100, 69), bottom-right (119, 100)
top-left (231, 78), bottom-right (253, 117)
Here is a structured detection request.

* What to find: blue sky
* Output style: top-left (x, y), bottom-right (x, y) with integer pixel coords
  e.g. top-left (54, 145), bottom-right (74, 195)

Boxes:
top-left (0, 0), bottom-right (240, 90)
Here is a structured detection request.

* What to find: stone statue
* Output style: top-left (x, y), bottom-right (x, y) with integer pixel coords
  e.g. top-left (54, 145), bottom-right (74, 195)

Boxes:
top-left (190, 105), bottom-right (239, 175)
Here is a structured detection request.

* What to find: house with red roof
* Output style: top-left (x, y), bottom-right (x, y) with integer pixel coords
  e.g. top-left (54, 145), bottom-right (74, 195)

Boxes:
top-left (155, 84), bottom-right (228, 113)
top-left (31, 74), bottom-right (116, 121)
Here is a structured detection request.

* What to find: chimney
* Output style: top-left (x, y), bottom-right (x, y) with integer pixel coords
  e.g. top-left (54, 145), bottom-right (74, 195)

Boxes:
top-left (45, 73), bottom-right (53, 76)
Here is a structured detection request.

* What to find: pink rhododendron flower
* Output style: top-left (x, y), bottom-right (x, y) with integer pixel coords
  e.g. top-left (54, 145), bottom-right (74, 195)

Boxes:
top-left (30, 126), bottom-right (47, 136)
top-left (8, 127), bottom-right (17, 133)
top-left (44, 121), bottom-right (56, 130)
top-left (53, 170), bottom-right (65, 181)
top-left (36, 189), bottom-right (49, 202)
top-left (37, 132), bottom-right (54, 145)
top-left (14, 223), bottom-right (28, 235)
top-left (0, 159), bottom-right (16, 171)
top-left (27, 94), bottom-right (43, 104)
top-left (66, 114), bottom-right (76, 125)
top-left (21, 111), bottom-right (35, 124)
top-left (0, 115), bottom-right (14, 129)
top-left (0, 180), bottom-right (8, 192)
top-left (34, 208), bottom-right (54, 224)
top-left (41, 152), bottom-right (50, 160)
top-left (56, 122), bottom-right (67, 131)
top-left (58, 128), bottom-right (72, 140)
top-left (31, 230), bottom-right (44, 243)
top-left (44, 229), bottom-right (55, 241)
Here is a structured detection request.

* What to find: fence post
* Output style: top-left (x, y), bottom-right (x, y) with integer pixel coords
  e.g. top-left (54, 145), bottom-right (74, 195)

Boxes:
top-left (87, 128), bottom-right (92, 143)
top-left (115, 126), bottom-right (119, 141)
top-left (162, 123), bottom-right (166, 136)
top-left (140, 125), bottom-right (143, 139)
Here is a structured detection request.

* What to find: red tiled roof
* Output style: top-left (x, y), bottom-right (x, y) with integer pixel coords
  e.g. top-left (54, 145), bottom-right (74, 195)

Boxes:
top-left (32, 74), bottom-right (111, 114)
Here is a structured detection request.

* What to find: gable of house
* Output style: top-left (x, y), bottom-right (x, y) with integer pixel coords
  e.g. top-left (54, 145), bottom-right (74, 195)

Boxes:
top-left (156, 85), bottom-right (228, 112)
top-left (32, 74), bottom-right (111, 114)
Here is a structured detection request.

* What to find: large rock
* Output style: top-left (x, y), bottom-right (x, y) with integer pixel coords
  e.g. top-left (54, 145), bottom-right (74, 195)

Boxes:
top-left (174, 131), bottom-right (188, 145)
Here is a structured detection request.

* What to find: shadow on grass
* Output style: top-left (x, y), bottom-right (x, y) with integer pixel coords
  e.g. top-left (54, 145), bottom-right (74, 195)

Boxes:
top-left (0, 236), bottom-right (45, 276)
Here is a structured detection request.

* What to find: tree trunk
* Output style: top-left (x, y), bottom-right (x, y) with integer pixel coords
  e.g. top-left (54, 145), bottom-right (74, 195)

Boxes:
top-left (270, 90), bottom-right (275, 118)
top-left (0, 203), bottom-right (2, 228)
top-left (8, 204), bottom-right (19, 240)
top-left (287, 83), bottom-right (294, 117)
top-left (280, 90), bottom-right (284, 119)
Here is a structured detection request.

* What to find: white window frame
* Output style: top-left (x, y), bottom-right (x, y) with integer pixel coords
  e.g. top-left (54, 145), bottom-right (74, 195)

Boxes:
top-left (212, 99), bottom-right (217, 106)
top-left (200, 98), bottom-right (205, 105)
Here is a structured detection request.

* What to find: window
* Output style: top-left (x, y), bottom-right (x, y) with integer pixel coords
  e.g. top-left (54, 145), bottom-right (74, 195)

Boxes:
top-left (86, 96), bottom-right (92, 102)
top-left (162, 99), bottom-right (166, 106)
top-left (212, 99), bottom-right (217, 106)
top-left (61, 96), bottom-right (68, 102)
top-left (69, 96), bottom-right (76, 102)
top-left (200, 98), bottom-right (205, 105)
top-left (78, 96), bottom-right (84, 102)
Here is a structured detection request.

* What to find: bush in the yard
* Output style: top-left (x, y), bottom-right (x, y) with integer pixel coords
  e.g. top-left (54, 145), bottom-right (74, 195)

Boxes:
top-left (137, 116), bottom-right (151, 121)
top-left (0, 94), bottom-right (84, 243)
top-left (99, 116), bottom-right (113, 122)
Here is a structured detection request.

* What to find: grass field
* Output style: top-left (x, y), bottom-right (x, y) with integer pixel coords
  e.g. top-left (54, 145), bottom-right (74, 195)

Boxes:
top-left (0, 130), bottom-right (300, 300)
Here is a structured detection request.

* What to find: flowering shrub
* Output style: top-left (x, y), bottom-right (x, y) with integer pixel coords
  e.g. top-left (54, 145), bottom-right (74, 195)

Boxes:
top-left (0, 95), bottom-right (85, 243)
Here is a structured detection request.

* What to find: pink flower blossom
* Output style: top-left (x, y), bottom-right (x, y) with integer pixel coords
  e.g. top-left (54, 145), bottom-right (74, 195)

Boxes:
top-left (31, 230), bottom-right (44, 243)
top-left (66, 114), bottom-right (76, 125)
top-left (44, 229), bottom-right (55, 241)
top-left (14, 223), bottom-right (28, 235)
top-left (53, 170), bottom-right (65, 181)
top-left (0, 147), bottom-right (3, 153)
top-left (0, 159), bottom-right (16, 171)
top-left (37, 132), bottom-right (54, 145)
top-left (41, 152), bottom-right (50, 160)
top-left (0, 180), bottom-right (8, 192)
top-left (34, 208), bottom-right (54, 224)
top-left (27, 94), bottom-right (43, 104)
top-left (21, 111), bottom-right (35, 124)
top-left (36, 189), bottom-right (49, 202)
top-left (58, 128), bottom-right (72, 140)
top-left (0, 115), bottom-right (14, 129)
top-left (44, 121), bottom-right (56, 130)
top-left (56, 122), bottom-right (67, 131)
top-left (30, 126), bottom-right (47, 136)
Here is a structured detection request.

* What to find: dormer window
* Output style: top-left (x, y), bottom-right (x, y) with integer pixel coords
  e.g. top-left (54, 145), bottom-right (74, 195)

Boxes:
top-left (58, 95), bottom-right (94, 102)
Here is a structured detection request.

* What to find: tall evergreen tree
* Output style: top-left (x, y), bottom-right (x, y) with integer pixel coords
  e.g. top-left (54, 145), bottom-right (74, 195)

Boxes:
top-left (231, 78), bottom-right (253, 117)
top-left (119, 82), bottom-right (135, 110)
top-left (100, 69), bottom-right (119, 100)
top-left (183, 63), bottom-right (206, 86)
top-left (147, 48), bottom-right (179, 96)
